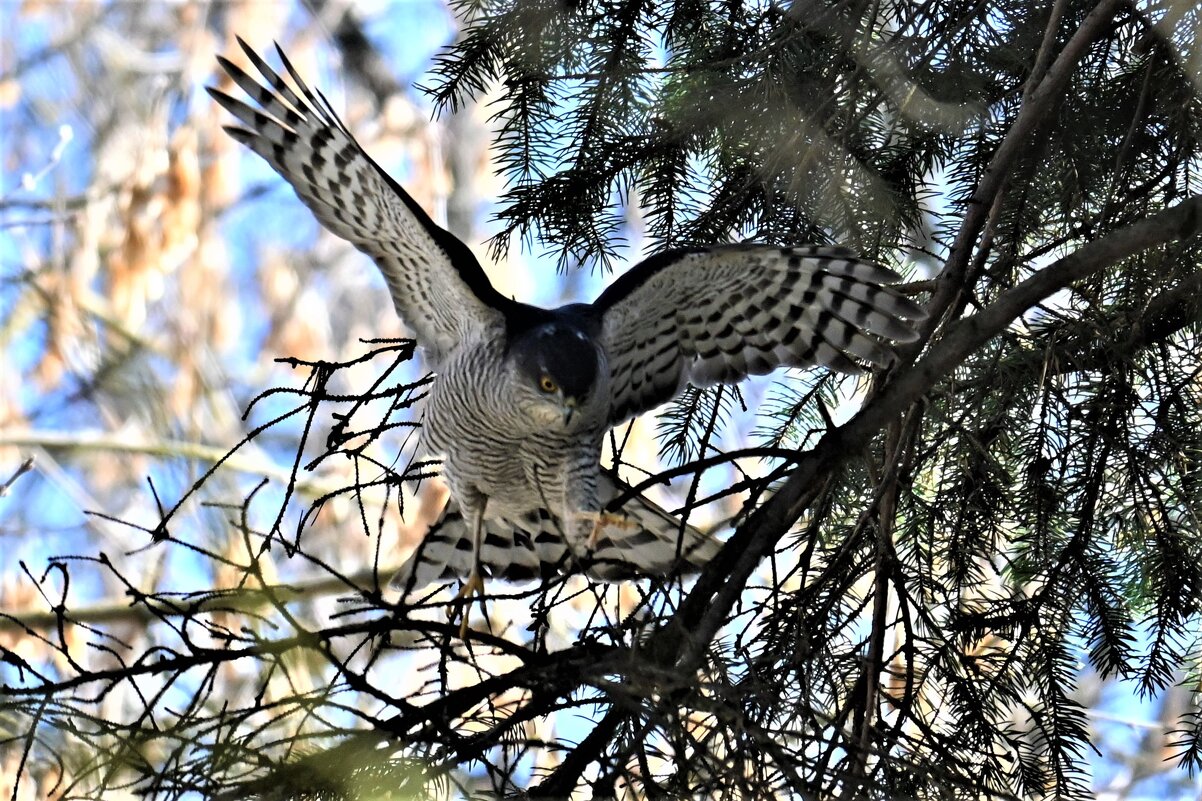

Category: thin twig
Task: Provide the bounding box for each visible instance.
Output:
[0,457,34,497]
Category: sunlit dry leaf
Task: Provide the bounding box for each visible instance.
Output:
[0,751,45,801]
[107,138,169,330]
[32,269,85,391]
[223,1,289,62]
[199,236,237,350]
[272,287,332,363]
[0,79,19,110]
[0,576,43,657]
[161,127,202,273]
[167,351,199,423]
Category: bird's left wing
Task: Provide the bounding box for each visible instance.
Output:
[595,245,928,424]
[209,39,519,364]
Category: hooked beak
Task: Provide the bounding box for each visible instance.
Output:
[562,395,578,426]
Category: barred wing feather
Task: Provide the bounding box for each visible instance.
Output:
[596,245,928,425]
[208,39,518,365]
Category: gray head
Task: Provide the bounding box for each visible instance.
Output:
[510,319,602,427]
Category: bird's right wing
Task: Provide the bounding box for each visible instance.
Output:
[391,473,718,592]
[209,39,522,364]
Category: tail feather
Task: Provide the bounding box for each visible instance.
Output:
[390,473,718,593]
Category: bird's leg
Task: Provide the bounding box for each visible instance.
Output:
[447,498,487,637]
[570,510,640,552]
[559,458,639,557]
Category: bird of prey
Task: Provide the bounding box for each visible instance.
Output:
[209,40,927,606]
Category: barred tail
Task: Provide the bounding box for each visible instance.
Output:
[390,474,717,593]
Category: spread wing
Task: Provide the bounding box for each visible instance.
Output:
[595,245,928,424]
[208,39,522,365]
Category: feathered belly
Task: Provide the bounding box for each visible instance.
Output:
[429,434,570,520]
[423,383,569,520]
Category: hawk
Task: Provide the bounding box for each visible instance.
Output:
[210,40,927,602]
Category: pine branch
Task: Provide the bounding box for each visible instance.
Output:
[0,565,408,633]
[921,0,1128,335]
[677,193,1202,668]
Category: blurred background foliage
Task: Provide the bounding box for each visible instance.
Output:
[1,0,1201,799]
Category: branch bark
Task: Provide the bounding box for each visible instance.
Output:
[0,430,338,497]
[921,0,1127,333]
[531,194,1200,791]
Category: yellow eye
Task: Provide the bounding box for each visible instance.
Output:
[539,375,558,393]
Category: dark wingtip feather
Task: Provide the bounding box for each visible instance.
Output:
[242,38,284,86]
[221,125,256,145]
[214,53,239,76]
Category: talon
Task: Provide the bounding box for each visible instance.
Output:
[447,569,485,637]
[576,510,640,550]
